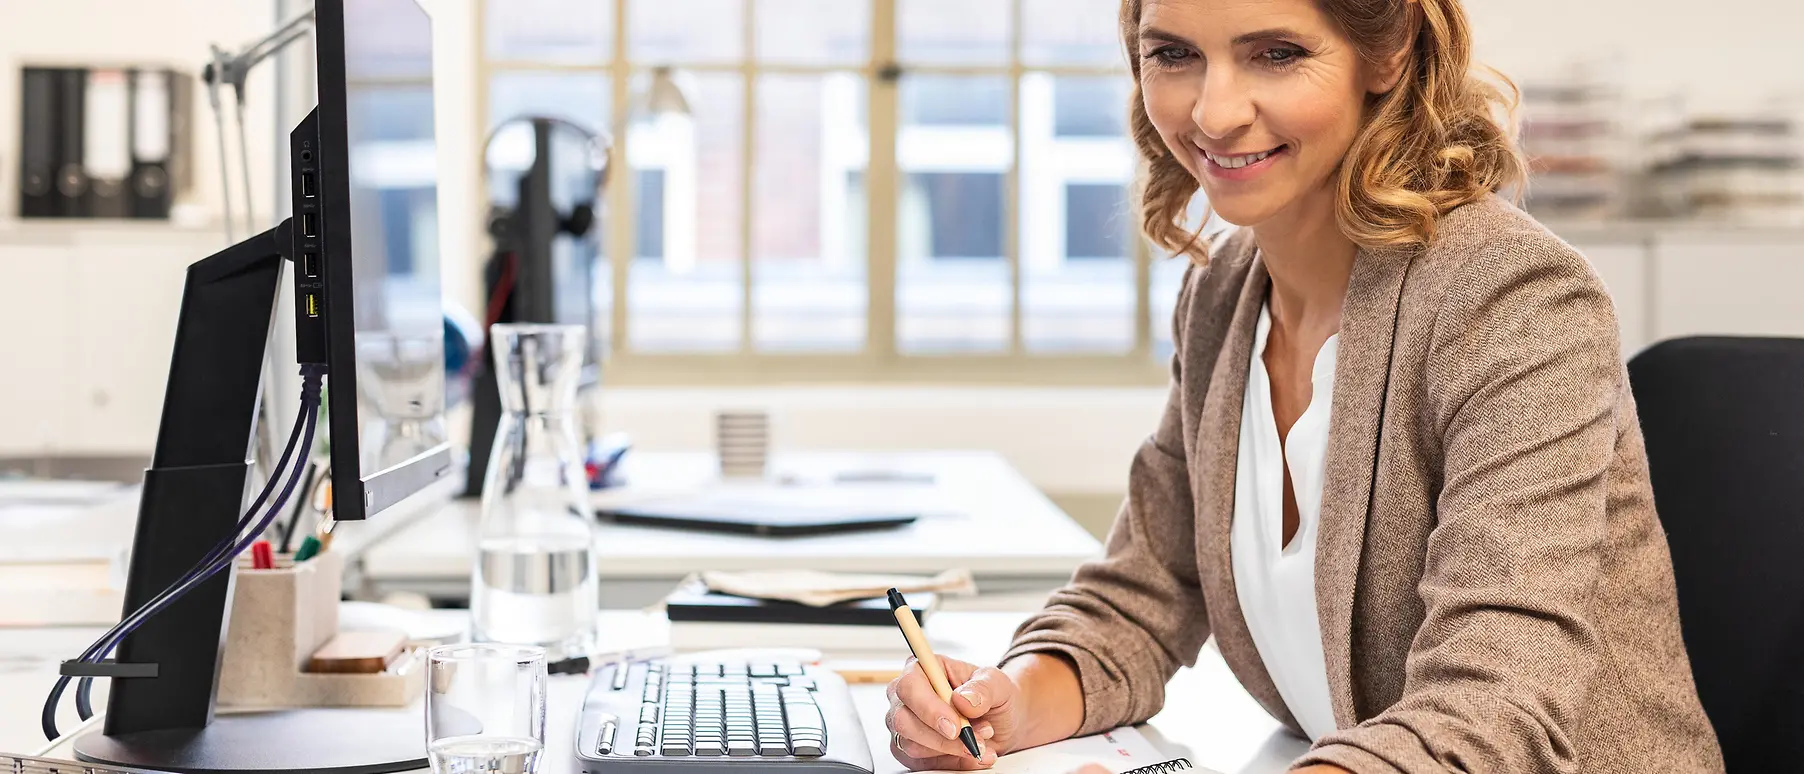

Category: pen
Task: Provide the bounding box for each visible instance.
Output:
[887,587,982,759]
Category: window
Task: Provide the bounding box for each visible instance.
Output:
[477,0,1177,383]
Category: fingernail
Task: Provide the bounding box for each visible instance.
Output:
[960,689,982,706]
[979,725,994,739]
[938,718,957,739]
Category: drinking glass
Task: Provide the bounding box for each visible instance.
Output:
[426,644,548,774]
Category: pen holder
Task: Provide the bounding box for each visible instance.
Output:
[217,550,425,708]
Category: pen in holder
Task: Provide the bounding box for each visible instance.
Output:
[216,549,424,708]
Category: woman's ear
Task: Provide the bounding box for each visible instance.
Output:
[1367,4,1418,96]
[1367,42,1411,96]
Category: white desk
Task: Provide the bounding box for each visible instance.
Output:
[10,610,1307,774]
[341,452,1104,609]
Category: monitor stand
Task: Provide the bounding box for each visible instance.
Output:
[67,223,442,774]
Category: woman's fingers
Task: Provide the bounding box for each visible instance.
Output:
[886,699,971,759]
[889,733,999,772]
[895,658,967,739]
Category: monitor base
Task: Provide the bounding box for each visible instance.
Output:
[74,707,432,774]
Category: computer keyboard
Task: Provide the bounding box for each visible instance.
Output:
[574,655,875,773]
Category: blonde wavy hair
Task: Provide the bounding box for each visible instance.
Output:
[1122,0,1529,261]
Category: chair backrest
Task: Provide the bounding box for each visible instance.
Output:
[1627,336,1804,771]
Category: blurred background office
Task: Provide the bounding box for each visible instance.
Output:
[0,0,1801,537]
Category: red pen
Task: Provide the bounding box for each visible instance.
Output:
[251,540,274,570]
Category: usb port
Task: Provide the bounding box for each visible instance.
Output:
[305,294,319,318]
[302,252,318,278]
[300,172,316,198]
[301,213,317,237]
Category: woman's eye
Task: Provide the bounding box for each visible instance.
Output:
[1147,46,1193,66]
[1261,47,1304,65]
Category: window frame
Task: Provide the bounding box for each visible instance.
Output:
[475,0,1168,386]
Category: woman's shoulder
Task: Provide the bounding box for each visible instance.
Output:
[1419,192,1606,300]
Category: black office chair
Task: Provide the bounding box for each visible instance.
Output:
[1627,336,1804,772]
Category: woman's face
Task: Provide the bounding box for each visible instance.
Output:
[1136,0,1403,229]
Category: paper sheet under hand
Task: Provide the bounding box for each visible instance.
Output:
[697,568,976,607]
[921,726,1211,774]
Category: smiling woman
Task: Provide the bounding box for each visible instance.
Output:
[1126,0,1526,259]
[882,1,1726,773]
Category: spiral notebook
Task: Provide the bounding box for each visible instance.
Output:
[923,726,1211,774]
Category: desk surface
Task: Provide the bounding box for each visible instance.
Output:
[347,451,1103,584]
[10,610,1307,774]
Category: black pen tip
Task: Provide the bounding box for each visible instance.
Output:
[960,727,981,758]
[887,588,907,611]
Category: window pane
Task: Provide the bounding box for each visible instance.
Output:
[898,76,1012,353]
[756,0,871,65]
[628,72,744,352]
[753,74,869,352]
[1151,254,1188,361]
[485,0,611,64]
[487,72,610,135]
[899,0,1010,65]
[1020,74,1135,352]
[630,0,745,64]
[1022,0,1125,67]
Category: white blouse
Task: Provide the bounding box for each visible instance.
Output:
[1230,302,1340,742]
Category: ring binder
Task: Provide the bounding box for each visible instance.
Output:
[1123,759,1194,774]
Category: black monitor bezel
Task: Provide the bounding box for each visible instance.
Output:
[314,0,452,522]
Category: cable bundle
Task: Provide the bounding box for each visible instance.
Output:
[41,364,327,742]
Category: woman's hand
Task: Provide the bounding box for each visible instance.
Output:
[885,655,1019,770]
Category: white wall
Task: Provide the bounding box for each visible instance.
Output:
[0,1,283,230]
[1466,0,1804,111]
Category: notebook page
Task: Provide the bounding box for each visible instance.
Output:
[922,727,1215,774]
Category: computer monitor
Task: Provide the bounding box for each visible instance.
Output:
[318,0,452,522]
[67,2,452,772]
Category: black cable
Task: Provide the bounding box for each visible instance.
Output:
[43,366,324,741]
[277,460,319,554]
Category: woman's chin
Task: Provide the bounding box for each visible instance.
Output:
[1203,197,1278,229]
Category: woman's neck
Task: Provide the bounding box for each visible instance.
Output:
[1251,191,1358,343]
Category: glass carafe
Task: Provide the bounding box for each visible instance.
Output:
[470,324,599,663]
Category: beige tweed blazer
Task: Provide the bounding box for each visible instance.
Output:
[1005,194,1724,772]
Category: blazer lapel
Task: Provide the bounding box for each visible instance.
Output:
[1316,247,1410,727]
[1193,253,1296,728]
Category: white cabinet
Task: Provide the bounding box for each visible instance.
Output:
[1652,234,1804,343]
[0,226,224,457]
[0,247,73,455]
[65,246,193,453]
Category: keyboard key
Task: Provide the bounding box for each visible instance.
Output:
[597,718,619,755]
[793,741,825,757]
[728,740,757,756]
[610,664,630,691]
[777,661,804,676]
[633,746,654,757]
[749,662,776,678]
[759,740,789,756]
[639,704,658,724]
[787,705,826,731]
[788,676,817,690]
[661,741,690,756]
[695,741,724,756]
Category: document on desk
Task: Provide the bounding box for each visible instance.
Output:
[923,726,1214,774]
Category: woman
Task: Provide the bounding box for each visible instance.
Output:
[884,0,1726,771]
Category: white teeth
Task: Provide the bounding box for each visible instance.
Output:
[1204,147,1278,169]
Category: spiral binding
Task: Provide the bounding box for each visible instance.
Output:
[1123,758,1194,774]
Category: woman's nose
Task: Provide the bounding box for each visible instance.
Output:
[1190,67,1255,141]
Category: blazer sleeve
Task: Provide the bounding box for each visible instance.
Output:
[1296,243,1621,773]
[1000,260,1213,737]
